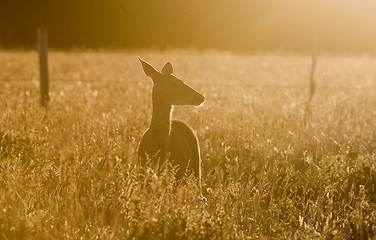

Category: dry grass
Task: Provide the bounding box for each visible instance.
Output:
[1,50,376,239]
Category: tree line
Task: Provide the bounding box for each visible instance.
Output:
[1,0,376,54]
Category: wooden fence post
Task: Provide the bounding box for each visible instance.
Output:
[38,28,49,107]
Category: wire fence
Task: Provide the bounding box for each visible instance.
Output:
[0,78,139,84]
[1,78,376,91]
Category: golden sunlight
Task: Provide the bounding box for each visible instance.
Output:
[1,0,376,239]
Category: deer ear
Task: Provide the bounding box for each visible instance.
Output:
[139,58,159,78]
[161,62,173,75]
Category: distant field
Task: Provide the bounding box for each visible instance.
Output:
[1,50,376,239]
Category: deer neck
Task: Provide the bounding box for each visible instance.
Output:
[149,97,172,139]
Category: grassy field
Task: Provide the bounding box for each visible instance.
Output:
[1,50,376,239]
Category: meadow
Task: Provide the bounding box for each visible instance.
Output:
[0,50,376,239]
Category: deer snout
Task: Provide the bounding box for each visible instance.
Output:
[194,93,205,106]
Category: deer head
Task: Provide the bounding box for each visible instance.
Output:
[139,58,205,106]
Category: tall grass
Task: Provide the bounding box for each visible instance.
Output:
[1,50,376,239]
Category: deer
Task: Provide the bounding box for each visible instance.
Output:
[138,58,205,183]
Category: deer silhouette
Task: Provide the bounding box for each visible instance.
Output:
[138,58,205,181]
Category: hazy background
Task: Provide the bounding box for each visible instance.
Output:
[1,0,376,54]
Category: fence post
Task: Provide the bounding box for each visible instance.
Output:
[38,28,49,107]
